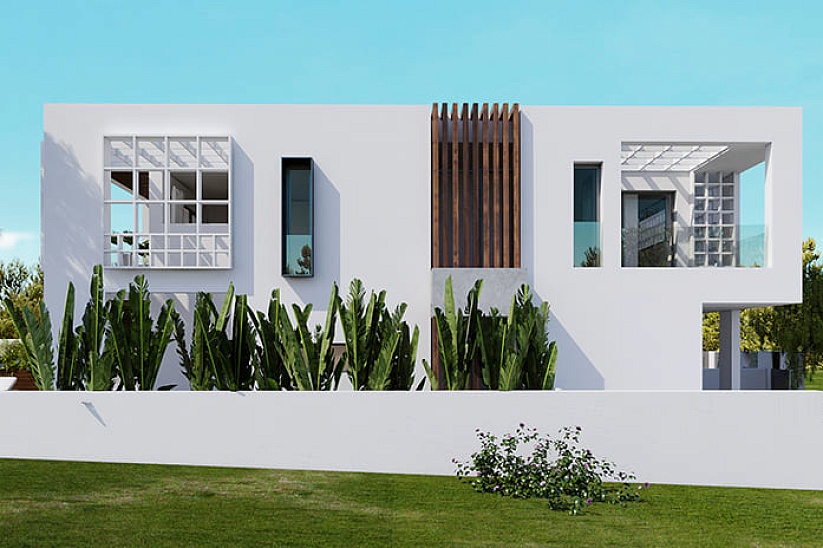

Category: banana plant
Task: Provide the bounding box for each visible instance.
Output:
[249,289,291,390]
[77,265,113,391]
[386,303,424,391]
[476,307,504,390]
[2,297,54,390]
[104,275,179,390]
[218,293,255,391]
[180,284,254,391]
[279,283,342,390]
[517,285,557,390]
[425,276,482,390]
[176,290,225,391]
[476,284,558,390]
[338,279,386,390]
[497,295,528,391]
[56,282,81,390]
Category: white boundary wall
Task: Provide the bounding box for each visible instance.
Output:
[2,391,823,490]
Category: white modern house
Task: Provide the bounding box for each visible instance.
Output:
[11,102,823,490]
[41,104,803,391]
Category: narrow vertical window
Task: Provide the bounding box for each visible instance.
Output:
[282,158,314,277]
[574,164,601,267]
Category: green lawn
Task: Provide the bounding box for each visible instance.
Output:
[806,369,823,390]
[1,460,822,547]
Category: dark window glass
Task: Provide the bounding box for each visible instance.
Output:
[574,165,601,267]
[282,158,313,276]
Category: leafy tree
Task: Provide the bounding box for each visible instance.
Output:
[702,238,823,385]
[702,312,719,351]
[0,260,43,339]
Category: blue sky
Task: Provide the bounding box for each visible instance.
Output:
[1,0,821,265]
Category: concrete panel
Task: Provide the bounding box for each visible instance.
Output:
[431,268,529,313]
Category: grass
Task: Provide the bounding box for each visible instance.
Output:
[1,459,822,546]
[805,368,823,390]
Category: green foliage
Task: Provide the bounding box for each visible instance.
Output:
[2,297,55,390]
[178,285,255,391]
[249,289,292,391]
[387,304,423,391]
[0,260,42,339]
[519,288,558,390]
[338,279,386,390]
[337,279,423,391]
[425,277,481,390]
[477,285,557,390]
[278,283,342,390]
[280,283,343,390]
[429,277,557,390]
[701,238,823,386]
[3,261,428,392]
[455,424,641,515]
[0,339,26,372]
[223,293,255,391]
[178,291,222,391]
[103,275,180,390]
[78,265,113,391]
[56,283,81,390]
[701,312,719,352]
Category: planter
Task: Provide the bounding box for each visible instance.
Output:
[0,370,38,391]
[0,376,16,391]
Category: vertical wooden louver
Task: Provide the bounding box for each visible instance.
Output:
[431,102,521,268]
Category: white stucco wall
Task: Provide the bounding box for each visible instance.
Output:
[42,105,802,391]
[2,391,822,490]
[521,106,802,390]
[43,105,432,389]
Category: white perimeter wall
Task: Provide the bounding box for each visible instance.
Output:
[2,391,823,490]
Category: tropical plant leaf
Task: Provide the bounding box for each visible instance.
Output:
[56,282,81,390]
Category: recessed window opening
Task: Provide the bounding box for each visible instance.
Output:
[574,164,601,267]
[621,142,767,268]
[622,192,674,267]
[282,158,314,277]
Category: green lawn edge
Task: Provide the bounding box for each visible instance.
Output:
[1,459,822,547]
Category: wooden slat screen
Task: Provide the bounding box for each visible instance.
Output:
[431,102,521,268]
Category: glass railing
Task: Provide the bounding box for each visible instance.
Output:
[284,234,313,276]
[574,221,600,267]
[620,224,765,268]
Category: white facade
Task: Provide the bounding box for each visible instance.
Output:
[42,104,803,391]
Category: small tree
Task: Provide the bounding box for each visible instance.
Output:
[701,238,823,386]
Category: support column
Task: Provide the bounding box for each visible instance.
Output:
[719,309,741,390]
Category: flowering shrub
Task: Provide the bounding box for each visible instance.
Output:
[454,424,644,514]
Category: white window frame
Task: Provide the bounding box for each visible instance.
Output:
[103,135,232,269]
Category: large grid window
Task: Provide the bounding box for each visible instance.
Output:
[104,136,231,269]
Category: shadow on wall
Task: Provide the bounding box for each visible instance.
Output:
[283,163,341,311]
[42,134,104,310]
[549,308,605,390]
[519,113,535,276]
[231,144,255,294]
[154,292,192,390]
